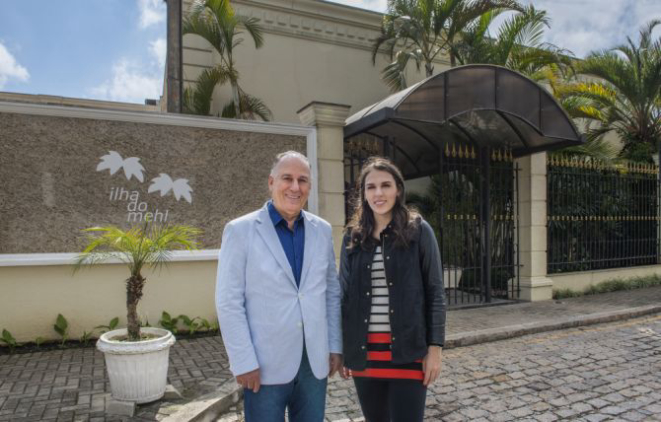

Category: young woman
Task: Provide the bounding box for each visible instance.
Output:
[340,157,446,422]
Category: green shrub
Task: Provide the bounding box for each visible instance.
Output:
[159,311,179,334]
[553,274,661,299]
[1,329,17,352]
[95,317,119,334]
[53,314,69,346]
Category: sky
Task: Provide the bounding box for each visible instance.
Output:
[0,0,659,104]
[0,0,167,103]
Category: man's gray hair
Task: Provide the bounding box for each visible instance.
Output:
[270,151,311,177]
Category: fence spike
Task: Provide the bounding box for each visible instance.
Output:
[444,143,450,157]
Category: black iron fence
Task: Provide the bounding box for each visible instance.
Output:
[436,145,520,306]
[547,156,660,273]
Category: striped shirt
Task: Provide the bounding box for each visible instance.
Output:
[352,246,424,381]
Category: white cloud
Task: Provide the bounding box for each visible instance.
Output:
[149,38,167,70]
[89,35,165,104]
[138,0,166,29]
[0,42,29,89]
[90,60,162,103]
[485,0,661,58]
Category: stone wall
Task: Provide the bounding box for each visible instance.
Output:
[0,110,306,253]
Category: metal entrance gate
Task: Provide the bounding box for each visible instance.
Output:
[344,137,520,307]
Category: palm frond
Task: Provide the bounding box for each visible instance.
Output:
[74,223,201,277]
[555,136,620,163]
[239,92,273,121]
[382,50,419,92]
[220,87,273,120]
[183,65,234,115]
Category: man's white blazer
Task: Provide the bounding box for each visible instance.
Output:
[216,203,342,385]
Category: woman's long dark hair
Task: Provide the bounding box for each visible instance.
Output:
[346,157,419,250]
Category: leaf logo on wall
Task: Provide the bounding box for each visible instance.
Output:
[148,173,194,204]
[96,151,146,182]
[97,150,194,204]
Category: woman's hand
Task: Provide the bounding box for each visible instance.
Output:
[422,345,442,386]
[341,366,352,379]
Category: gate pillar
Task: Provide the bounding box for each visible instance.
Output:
[298,102,351,256]
[517,152,553,301]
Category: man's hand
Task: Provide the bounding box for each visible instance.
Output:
[340,366,352,380]
[422,345,443,387]
[329,353,343,378]
[236,368,261,393]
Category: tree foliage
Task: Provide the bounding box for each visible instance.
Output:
[183,0,272,120]
[373,0,523,91]
[451,5,573,81]
[555,20,661,162]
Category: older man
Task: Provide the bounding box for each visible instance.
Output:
[216,151,342,422]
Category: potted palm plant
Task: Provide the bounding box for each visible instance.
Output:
[75,223,201,404]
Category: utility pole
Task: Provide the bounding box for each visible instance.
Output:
[165,0,183,113]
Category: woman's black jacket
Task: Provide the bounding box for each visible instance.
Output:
[339,218,446,370]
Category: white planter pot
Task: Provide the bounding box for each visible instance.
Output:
[97,327,176,404]
[443,267,463,289]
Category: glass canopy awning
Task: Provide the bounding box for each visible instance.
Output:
[344,64,584,179]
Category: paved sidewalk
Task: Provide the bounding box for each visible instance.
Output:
[444,286,661,347]
[1,286,660,421]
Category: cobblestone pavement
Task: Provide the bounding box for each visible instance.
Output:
[0,336,232,421]
[219,315,661,421]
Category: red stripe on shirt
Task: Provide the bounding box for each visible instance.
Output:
[366,351,392,361]
[352,368,425,381]
[367,333,392,343]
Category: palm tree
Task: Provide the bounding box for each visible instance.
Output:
[451,5,573,82]
[372,0,522,91]
[75,224,201,341]
[557,20,661,162]
[183,0,272,120]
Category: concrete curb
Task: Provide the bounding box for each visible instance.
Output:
[444,304,661,348]
[167,304,661,421]
[161,379,242,422]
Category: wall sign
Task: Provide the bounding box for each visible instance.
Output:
[97,151,193,223]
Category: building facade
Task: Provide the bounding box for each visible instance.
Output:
[180,0,449,123]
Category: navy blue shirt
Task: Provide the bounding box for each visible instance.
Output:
[268,201,305,287]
